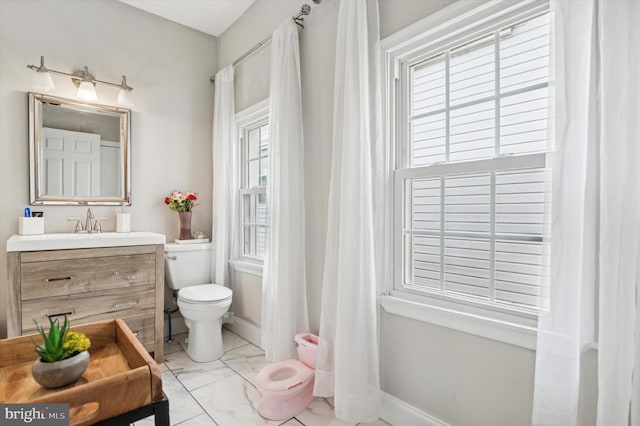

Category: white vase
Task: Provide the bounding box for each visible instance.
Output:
[32,351,90,388]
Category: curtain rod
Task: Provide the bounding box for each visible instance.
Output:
[210,3,316,83]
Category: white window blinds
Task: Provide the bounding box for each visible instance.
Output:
[241,121,269,259]
[398,12,551,312]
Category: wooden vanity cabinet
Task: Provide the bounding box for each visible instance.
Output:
[7,244,164,362]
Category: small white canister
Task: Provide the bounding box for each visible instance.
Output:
[116,213,131,233]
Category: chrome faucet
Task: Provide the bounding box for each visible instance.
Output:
[67,208,107,233]
[85,208,94,231]
[68,217,83,233]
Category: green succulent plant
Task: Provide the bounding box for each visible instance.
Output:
[33,316,72,362]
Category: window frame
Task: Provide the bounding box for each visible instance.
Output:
[234,99,270,265]
[381,0,551,349]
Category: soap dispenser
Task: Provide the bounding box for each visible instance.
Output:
[116,205,131,233]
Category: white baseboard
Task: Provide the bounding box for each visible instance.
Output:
[224,316,262,348]
[381,392,450,426]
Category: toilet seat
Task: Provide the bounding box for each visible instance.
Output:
[256,359,314,392]
[179,284,232,303]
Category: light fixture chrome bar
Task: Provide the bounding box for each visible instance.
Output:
[210,2,318,83]
[27,58,134,92]
[91,75,133,91]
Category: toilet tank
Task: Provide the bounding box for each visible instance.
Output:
[164,242,212,290]
[295,333,319,369]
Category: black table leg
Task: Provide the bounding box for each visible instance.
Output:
[94,396,170,426]
[153,397,170,426]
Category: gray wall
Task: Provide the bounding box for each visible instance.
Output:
[0,0,217,336]
[381,313,535,425]
[217,0,536,425]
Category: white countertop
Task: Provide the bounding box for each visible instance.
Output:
[6,232,166,252]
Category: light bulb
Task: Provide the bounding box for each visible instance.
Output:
[117,88,133,106]
[77,81,97,101]
[117,75,133,106]
[32,71,55,92]
[32,56,55,92]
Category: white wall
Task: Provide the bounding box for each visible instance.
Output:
[0,0,217,337]
[217,0,342,334]
[217,0,536,424]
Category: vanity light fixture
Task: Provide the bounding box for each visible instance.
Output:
[27,56,134,105]
[116,76,133,106]
[75,66,97,101]
[31,56,55,92]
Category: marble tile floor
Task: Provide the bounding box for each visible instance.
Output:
[134,329,391,426]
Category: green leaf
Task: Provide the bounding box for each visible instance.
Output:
[32,315,72,362]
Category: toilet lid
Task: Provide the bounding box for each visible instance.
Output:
[179,284,232,303]
[256,359,314,392]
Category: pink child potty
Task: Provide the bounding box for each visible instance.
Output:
[255,333,319,420]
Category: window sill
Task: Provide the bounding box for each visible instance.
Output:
[230,259,263,276]
[379,295,538,350]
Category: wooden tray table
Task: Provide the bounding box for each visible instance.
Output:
[0,318,167,425]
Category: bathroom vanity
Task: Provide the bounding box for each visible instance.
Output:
[6,232,165,362]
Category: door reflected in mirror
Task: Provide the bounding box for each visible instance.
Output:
[29,93,131,205]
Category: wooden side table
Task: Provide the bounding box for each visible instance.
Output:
[0,319,169,426]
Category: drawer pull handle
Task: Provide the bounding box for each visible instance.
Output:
[113,300,139,309]
[47,311,74,320]
[113,271,119,276]
[44,276,73,282]
[132,331,140,336]
[166,256,177,261]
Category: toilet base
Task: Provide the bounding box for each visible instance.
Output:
[257,381,315,421]
[183,318,223,362]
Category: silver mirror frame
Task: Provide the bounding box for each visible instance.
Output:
[28,92,131,206]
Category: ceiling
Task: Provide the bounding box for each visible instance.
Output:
[118,0,256,37]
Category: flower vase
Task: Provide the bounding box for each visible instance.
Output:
[32,351,90,389]
[178,211,192,240]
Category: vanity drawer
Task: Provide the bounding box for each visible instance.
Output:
[121,314,156,350]
[20,253,156,300]
[21,285,156,332]
[22,313,155,353]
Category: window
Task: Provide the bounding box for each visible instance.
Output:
[388,3,551,324]
[237,101,269,261]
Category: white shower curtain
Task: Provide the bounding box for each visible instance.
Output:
[532,1,640,425]
[212,66,237,286]
[596,1,640,423]
[261,19,309,362]
[313,0,381,422]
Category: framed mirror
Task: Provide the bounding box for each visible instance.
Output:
[28,93,131,205]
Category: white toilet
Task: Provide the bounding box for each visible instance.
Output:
[164,242,232,362]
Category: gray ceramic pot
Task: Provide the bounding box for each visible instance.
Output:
[32,351,90,388]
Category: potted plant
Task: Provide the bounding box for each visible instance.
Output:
[164,190,198,240]
[31,316,91,388]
